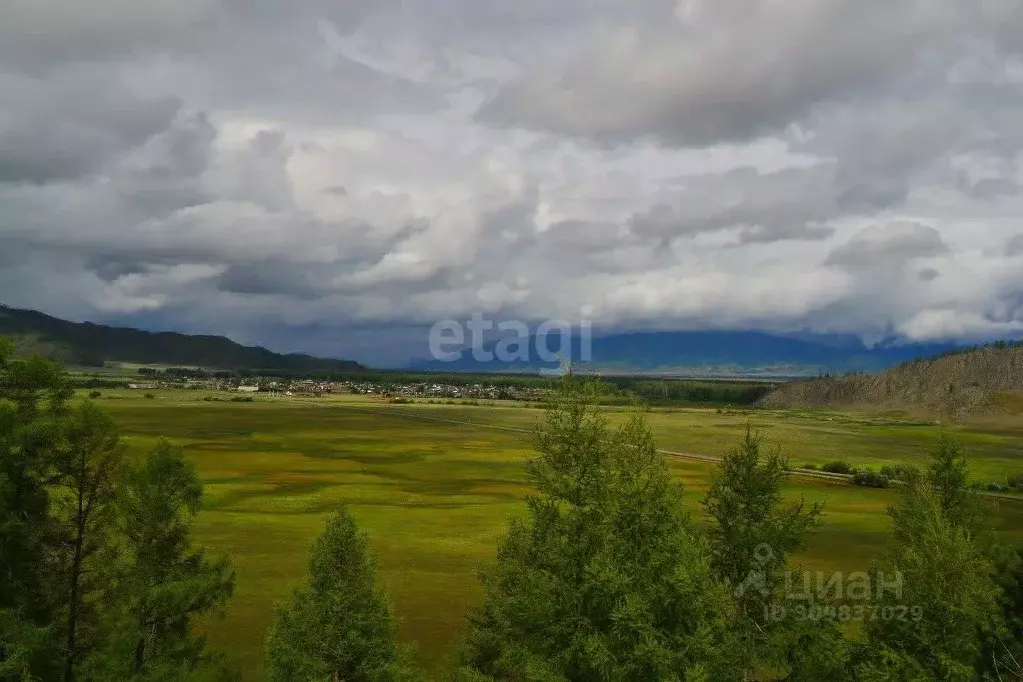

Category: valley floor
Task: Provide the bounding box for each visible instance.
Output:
[93,390,1023,679]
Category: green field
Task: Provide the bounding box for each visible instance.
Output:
[93,390,1023,679]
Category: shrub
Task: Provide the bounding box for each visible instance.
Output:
[821,460,853,475]
[802,463,819,471]
[230,396,254,403]
[88,390,102,399]
[1008,473,1023,491]
[144,393,156,400]
[879,464,922,484]
[853,469,890,489]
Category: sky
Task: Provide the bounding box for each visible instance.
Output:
[1,0,1022,366]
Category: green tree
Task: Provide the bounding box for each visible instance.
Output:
[927,431,975,527]
[702,428,847,680]
[458,377,737,681]
[86,441,235,681]
[0,337,73,678]
[51,402,125,682]
[856,482,1002,681]
[265,507,419,682]
[925,434,1023,680]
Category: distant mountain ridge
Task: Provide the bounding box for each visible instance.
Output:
[759,342,1023,415]
[410,330,961,376]
[0,305,365,372]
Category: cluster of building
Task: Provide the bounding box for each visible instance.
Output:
[127,376,543,401]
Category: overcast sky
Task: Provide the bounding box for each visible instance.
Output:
[1,0,1022,365]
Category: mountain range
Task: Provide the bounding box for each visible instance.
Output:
[0,305,364,373]
[0,303,987,377]
[410,330,962,376]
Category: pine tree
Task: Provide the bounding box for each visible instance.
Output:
[458,377,738,681]
[927,431,974,527]
[51,401,125,682]
[86,441,235,680]
[701,428,847,680]
[265,507,420,682]
[856,433,1010,679]
[0,338,73,678]
[855,482,1002,680]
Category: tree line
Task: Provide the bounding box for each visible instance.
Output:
[4,339,1021,680]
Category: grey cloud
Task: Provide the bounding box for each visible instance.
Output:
[0,70,182,184]
[627,167,838,245]
[1,0,1023,364]
[825,222,950,269]
[215,261,333,300]
[0,0,218,69]
[960,177,1020,199]
[542,220,624,252]
[477,1,977,145]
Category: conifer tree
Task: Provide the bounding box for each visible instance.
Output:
[857,433,1004,680]
[0,338,73,678]
[87,441,235,680]
[52,401,125,682]
[265,507,420,682]
[459,377,737,681]
[702,428,848,680]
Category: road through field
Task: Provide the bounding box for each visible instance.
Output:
[284,398,1023,501]
[285,398,885,486]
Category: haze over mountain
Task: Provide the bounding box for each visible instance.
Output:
[1,1,1022,366]
[410,329,960,376]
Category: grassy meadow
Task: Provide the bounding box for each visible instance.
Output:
[91,390,1023,679]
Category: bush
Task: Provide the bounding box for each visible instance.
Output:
[879,464,922,484]
[230,396,254,403]
[1008,473,1023,491]
[986,482,1007,493]
[821,460,853,475]
[88,390,102,399]
[389,397,411,404]
[802,463,819,471]
[144,393,156,400]
[853,468,890,488]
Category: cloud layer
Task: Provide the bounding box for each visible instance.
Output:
[1,0,1022,364]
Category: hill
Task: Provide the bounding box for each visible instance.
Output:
[0,305,365,373]
[759,342,1023,415]
[410,330,959,376]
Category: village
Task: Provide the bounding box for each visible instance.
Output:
[126,375,544,402]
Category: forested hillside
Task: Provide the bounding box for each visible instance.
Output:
[0,305,364,371]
